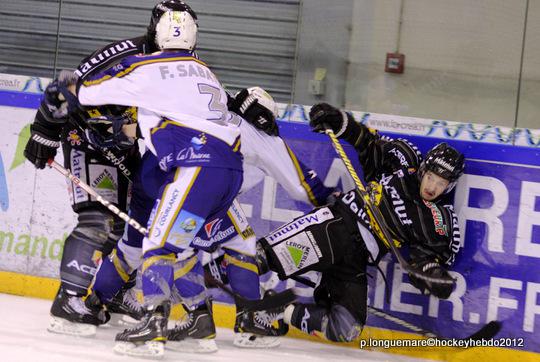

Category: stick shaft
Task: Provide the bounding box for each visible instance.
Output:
[48,159,148,235]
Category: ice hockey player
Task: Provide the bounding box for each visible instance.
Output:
[68,0,283,357]
[23,51,144,337]
[255,102,465,342]
[84,86,332,352]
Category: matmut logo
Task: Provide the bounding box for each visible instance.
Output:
[205,218,223,238]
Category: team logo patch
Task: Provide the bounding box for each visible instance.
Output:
[180,218,198,232]
[92,169,117,190]
[67,129,82,146]
[191,133,207,150]
[204,218,223,238]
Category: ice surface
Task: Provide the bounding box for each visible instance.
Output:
[0,293,429,362]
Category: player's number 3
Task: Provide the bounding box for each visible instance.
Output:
[173,27,181,37]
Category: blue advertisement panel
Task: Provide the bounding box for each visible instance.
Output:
[1,89,539,354]
[235,123,540,353]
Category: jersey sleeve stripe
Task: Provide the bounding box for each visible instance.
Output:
[82,56,207,87]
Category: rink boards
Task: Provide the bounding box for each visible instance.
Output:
[0,80,540,361]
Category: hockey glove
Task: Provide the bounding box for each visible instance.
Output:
[43,71,80,119]
[309,103,350,137]
[408,260,454,299]
[24,123,61,169]
[228,87,280,136]
[85,115,136,150]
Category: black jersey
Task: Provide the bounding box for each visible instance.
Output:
[339,126,462,267]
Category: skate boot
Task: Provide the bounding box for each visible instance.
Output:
[106,286,144,326]
[233,290,287,348]
[113,302,170,359]
[47,287,110,337]
[166,301,218,353]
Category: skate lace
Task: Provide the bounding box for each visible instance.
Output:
[123,289,143,313]
[254,310,281,329]
[174,312,194,330]
[67,296,93,315]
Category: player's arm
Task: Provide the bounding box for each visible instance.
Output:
[408,204,462,299]
[229,87,334,205]
[23,71,79,169]
[228,87,280,136]
[308,103,421,181]
[75,36,149,80]
[75,56,145,108]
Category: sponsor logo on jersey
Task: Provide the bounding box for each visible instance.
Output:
[180,217,197,232]
[192,225,235,247]
[341,191,371,226]
[191,133,207,150]
[76,40,138,78]
[71,150,87,204]
[92,169,117,191]
[423,200,448,236]
[67,129,82,146]
[102,150,131,177]
[153,189,180,238]
[266,208,334,244]
[205,218,223,238]
[176,148,211,163]
[389,147,409,167]
[383,185,413,226]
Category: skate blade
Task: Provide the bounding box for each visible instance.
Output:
[113,341,165,359]
[47,316,97,337]
[167,338,218,353]
[233,333,280,348]
[108,313,140,327]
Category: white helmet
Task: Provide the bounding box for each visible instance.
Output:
[148,1,198,51]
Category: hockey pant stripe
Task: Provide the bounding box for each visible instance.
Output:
[111,248,131,282]
[142,253,177,272]
[146,167,201,251]
[223,248,260,300]
[224,252,258,275]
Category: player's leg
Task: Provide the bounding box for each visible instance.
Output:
[48,144,130,336]
[283,273,367,342]
[114,166,242,357]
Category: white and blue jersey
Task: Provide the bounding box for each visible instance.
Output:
[77,50,242,172]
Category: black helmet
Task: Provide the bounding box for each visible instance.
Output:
[147,1,198,49]
[419,143,464,192]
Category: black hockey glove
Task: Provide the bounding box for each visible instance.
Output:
[228,87,279,136]
[408,260,454,299]
[85,115,136,150]
[309,103,349,136]
[24,123,61,169]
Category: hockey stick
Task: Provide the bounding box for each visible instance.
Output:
[288,274,500,341]
[49,158,297,311]
[204,274,296,312]
[47,159,148,235]
[367,306,501,341]
[321,126,453,285]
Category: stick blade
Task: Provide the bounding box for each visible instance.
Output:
[466,321,502,341]
[237,289,297,312]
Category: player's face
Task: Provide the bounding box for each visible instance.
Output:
[420,171,449,201]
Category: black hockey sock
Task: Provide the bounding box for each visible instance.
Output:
[289,304,327,335]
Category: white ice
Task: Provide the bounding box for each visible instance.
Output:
[0,293,429,362]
